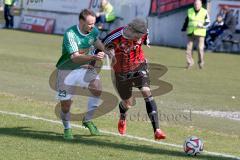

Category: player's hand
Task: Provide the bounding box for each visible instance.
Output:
[105,49,115,59]
[94,51,105,60]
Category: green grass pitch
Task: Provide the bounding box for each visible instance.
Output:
[0,29,239,160]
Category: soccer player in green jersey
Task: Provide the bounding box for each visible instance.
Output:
[55,9,106,140]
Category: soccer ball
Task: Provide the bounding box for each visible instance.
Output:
[183,136,204,156]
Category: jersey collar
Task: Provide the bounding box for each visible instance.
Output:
[77,25,90,36]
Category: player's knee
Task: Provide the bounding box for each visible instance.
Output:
[94,90,102,97]
[140,86,151,92]
[140,86,152,97]
[89,88,102,97]
[89,80,102,96]
[60,100,72,113]
[122,100,133,109]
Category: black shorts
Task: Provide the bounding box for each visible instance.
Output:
[114,64,150,100]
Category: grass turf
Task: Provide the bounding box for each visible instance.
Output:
[0,29,239,159]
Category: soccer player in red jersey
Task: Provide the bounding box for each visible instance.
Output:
[102,18,166,140]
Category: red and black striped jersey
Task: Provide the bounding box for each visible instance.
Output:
[103,27,148,73]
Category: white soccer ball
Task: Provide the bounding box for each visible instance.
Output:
[183,136,204,156]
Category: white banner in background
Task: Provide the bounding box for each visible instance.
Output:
[23,0,92,13]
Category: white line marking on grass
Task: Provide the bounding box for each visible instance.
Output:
[183,110,240,121]
[0,110,239,160]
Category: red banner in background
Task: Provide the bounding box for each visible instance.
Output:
[150,0,194,16]
[20,15,55,34]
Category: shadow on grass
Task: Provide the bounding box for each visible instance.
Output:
[165,65,187,69]
[0,127,238,160]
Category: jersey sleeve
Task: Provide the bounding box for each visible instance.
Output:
[143,29,150,46]
[63,31,79,54]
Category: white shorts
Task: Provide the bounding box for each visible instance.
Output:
[56,68,100,101]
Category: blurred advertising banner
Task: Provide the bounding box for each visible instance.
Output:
[149,0,194,16]
[20,15,55,33]
[23,0,91,13]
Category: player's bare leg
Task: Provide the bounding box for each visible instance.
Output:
[82,79,102,135]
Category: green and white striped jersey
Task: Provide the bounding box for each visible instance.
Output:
[56,25,99,70]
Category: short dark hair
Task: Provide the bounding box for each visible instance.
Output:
[79,9,96,21]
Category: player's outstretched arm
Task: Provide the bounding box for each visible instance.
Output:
[70,52,102,65]
[94,39,115,58]
[93,39,105,52]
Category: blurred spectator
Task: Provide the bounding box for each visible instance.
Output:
[222,5,236,34]
[96,0,116,29]
[205,14,224,49]
[181,0,210,69]
[4,0,15,29]
[215,5,238,52]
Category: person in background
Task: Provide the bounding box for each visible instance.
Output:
[220,5,237,43]
[205,14,224,49]
[181,0,210,69]
[222,5,237,34]
[96,0,116,29]
[4,0,15,29]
